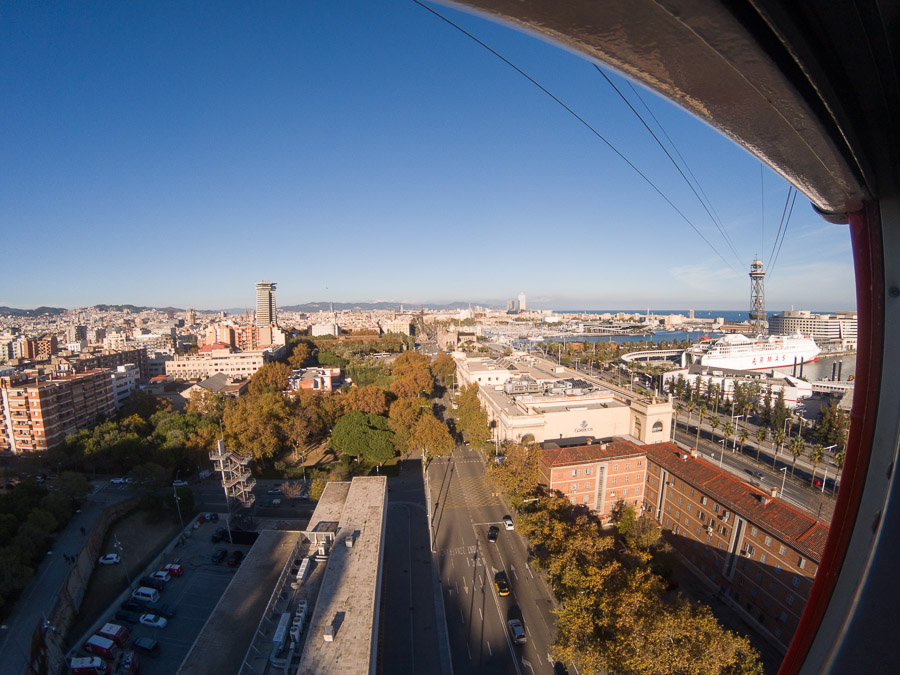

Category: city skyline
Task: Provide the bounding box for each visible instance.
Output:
[1,3,855,311]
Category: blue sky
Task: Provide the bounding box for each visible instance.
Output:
[0,2,855,312]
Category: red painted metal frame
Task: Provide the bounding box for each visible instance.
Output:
[779,202,884,673]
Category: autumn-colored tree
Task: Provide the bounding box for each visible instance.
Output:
[343,385,390,416]
[390,365,434,398]
[389,397,426,454]
[223,391,292,465]
[119,389,172,420]
[308,477,327,501]
[288,340,315,369]
[410,414,455,464]
[186,389,226,422]
[455,384,492,450]
[431,353,457,387]
[248,361,293,395]
[489,443,541,504]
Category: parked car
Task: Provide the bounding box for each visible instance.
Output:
[211,527,228,543]
[120,599,145,612]
[149,570,171,583]
[139,613,167,628]
[160,563,184,577]
[133,637,160,657]
[144,601,175,618]
[114,610,141,625]
[204,512,219,522]
[139,576,165,591]
[494,571,511,597]
[487,525,499,542]
[227,550,244,567]
[266,487,283,495]
[503,515,515,530]
[508,618,527,644]
[98,553,120,565]
[211,548,228,564]
[172,479,188,487]
[109,478,125,485]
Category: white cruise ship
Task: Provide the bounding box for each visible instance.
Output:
[685,333,820,371]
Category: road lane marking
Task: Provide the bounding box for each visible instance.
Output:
[479,607,483,621]
[460,609,465,624]
[487,641,492,657]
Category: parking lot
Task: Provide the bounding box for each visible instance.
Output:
[69,515,255,674]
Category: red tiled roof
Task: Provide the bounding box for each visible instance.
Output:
[542,440,644,468]
[643,442,829,562]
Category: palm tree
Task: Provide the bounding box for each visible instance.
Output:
[789,436,805,478]
[738,428,749,455]
[810,443,825,487]
[833,448,846,493]
[755,426,768,464]
[695,405,707,449]
[709,416,720,443]
[685,401,695,427]
[674,403,683,432]
[772,429,786,469]
[723,422,735,451]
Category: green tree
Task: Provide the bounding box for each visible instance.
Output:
[739,427,749,453]
[308,477,327,501]
[330,411,396,465]
[723,422,735,451]
[694,405,707,449]
[708,415,720,442]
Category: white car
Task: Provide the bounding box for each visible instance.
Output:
[139,614,167,628]
[109,478,125,485]
[503,515,515,531]
[98,554,120,565]
[172,479,188,487]
[149,570,171,583]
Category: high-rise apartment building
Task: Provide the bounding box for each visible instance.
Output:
[256,281,277,327]
[66,325,88,343]
[0,369,116,453]
[518,292,527,311]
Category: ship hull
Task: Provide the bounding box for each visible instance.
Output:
[687,335,820,372]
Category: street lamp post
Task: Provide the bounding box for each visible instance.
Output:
[780,467,788,497]
[718,439,726,468]
[731,415,744,451]
[173,471,185,534]
[113,535,132,589]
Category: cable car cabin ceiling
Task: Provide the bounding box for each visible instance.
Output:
[448,1,899,674]
[449,0,898,220]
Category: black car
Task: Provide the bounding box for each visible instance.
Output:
[134,637,160,657]
[211,548,228,564]
[211,527,228,543]
[115,610,142,624]
[145,601,175,618]
[120,599,146,612]
[227,550,244,567]
[487,525,499,542]
[494,571,511,597]
[139,576,166,591]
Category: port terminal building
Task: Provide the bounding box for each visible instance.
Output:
[454,354,673,445]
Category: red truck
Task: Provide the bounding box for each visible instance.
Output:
[83,635,118,660]
[97,622,130,647]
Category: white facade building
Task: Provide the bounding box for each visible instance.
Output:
[111,364,140,408]
[768,310,858,349]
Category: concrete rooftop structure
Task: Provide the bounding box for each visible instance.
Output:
[296,476,387,675]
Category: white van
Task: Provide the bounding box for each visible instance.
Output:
[132,586,160,603]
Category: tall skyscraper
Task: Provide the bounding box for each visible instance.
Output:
[518,292,527,311]
[256,281,277,327]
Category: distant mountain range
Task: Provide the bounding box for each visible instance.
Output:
[0,301,490,317]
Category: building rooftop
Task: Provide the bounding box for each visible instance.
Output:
[297,476,387,675]
[643,442,829,562]
[542,439,647,468]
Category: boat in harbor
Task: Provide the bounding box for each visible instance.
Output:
[684,332,820,371]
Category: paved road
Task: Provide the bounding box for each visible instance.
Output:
[0,483,138,675]
[430,447,561,675]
